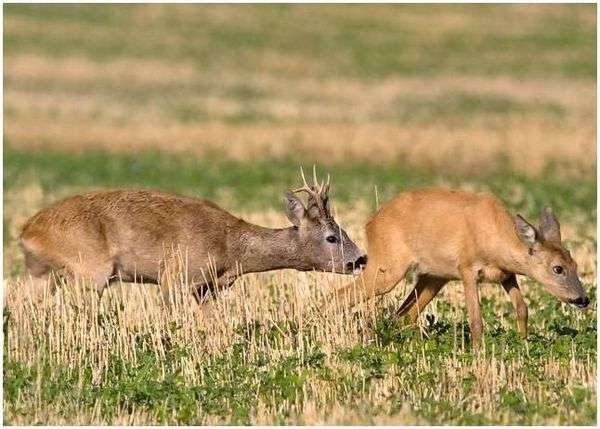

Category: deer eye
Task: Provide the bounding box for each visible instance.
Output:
[326,235,337,243]
[553,265,564,275]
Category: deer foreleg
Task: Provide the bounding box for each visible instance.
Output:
[501,274,528,339]
[461,267,483,350]
[192,272,238,304]
[326,258,410,312]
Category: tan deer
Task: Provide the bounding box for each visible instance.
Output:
[329,187,589,348]
[19,170,366,304]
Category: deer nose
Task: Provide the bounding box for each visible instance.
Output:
[569,296,590,308]
[346,255,367,272]
[356,255,368,267]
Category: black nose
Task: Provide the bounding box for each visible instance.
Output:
[346,255,368,271]
[569,296,590,308]
[356,255,367,267]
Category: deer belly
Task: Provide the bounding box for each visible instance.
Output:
[476,265,509,283]
[415,257,461,279]
[114,255,161,283]
[410,237,462,279]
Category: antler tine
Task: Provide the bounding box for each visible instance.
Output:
[292,166,330,217]
[321,173,330,196]
[309,165,330,196]
[292,166,331,217]
[300,166,309,188]
[292,166,319,196]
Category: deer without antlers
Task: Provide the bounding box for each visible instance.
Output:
[19,168,367,304]
[327,187,589,349]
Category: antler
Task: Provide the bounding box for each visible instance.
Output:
[292,166,331,217]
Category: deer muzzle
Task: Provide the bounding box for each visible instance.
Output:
[346,255,368,274]
[568,296,590,309]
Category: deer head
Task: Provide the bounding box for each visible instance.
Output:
[514,207,589,308]
[284,167,367,274]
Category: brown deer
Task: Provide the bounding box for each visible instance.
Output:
[19,170,367,304]
[328,187,589,348]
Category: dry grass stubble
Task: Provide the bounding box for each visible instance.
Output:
[3,195,596,424]
[4,248,595,424]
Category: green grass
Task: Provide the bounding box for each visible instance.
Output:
[4,148,596,224]
[393,91,566,124]
[4,284,596,425]
[4,4,596,79]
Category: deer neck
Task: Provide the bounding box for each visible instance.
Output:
[231,221,307,274]
[498,238,534,278]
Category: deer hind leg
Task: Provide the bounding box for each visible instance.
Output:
[501,274,528,339]
[15,274,57,308]
[19,254,111,307]
[18,246,59,306]
[397,274,448,324]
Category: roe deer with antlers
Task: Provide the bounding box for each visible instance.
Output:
[19,169,366,304]
[328,188,589,348]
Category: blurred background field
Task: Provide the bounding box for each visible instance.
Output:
[4,4,596,176]
[2,4,597,425]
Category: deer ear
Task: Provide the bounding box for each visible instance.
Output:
[514,214,538,246]
[539,206,561,244]
[284,192,306,226]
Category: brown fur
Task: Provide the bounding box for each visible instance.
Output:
[20,185,365,304]
[330,187,588,348]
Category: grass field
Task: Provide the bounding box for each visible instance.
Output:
[3,4,597,425]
